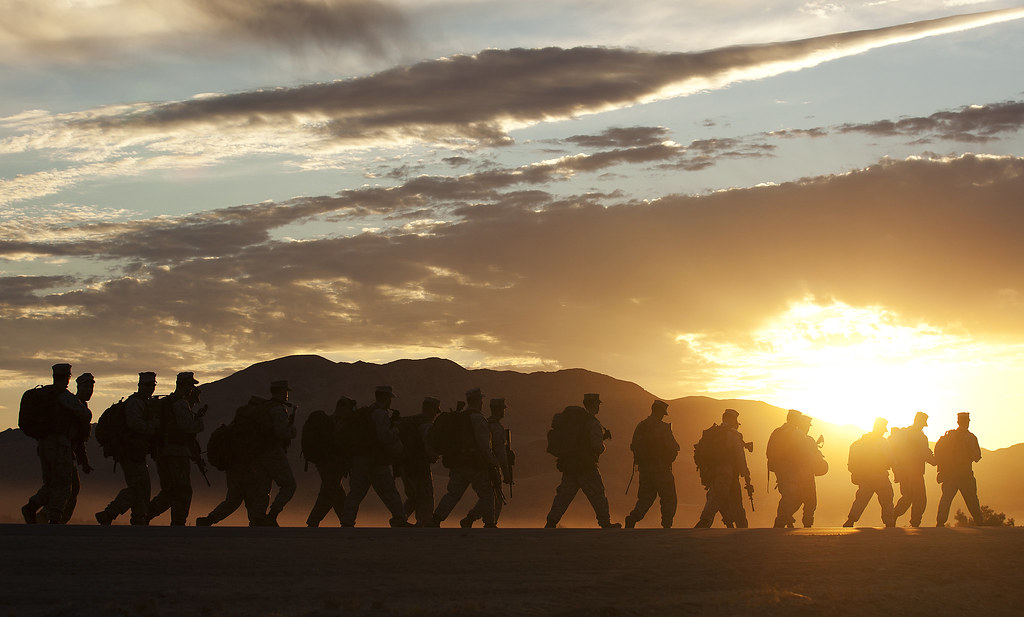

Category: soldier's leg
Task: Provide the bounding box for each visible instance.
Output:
[104,459,152,525]
[695,488,718,528]
[148,456,174,521]
[773,476,799,527]
[39,437,75,523]
[369,464,408,525]
[409,466,434,526]
[433,468,471,523]
[339,457,373,526]
[628,469,658,526]
[935,481,956,526]
[961,475,984,525]
[330,466,347,525]
[307,463,336,527]
[60,465,81,524]
[168,457,193,526]
[876,480,895,527]
[467,467,496,527]
[249,463,272,521]
[266,451,296,516]
[724,476,748,528]
[893,480,912,519]
[907,474,927,527]
[845,484,873,525]
[802,480,818,528]
[658,469,677,529]
[545,471,581,527]
[205,467,245,524]
[578,467,615,527]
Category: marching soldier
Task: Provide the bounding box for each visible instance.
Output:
[252,380,298,526]
[935,412,984,526]
[694,408,749,528]
[843,417,895,527]
[544,393,621,529]
[22,363,92,524]
[891,411,935,527]
[461,397,514,527]
[304,396,356,527]
[432,388,499,528]
[61,372,96,523]
[147,371,205,525]
[626,400,680,528]
[398,396,441,527]
[769,411,827,528]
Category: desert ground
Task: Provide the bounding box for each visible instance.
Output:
[2,524,1021,617]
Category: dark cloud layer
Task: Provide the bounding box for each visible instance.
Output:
[3,155,1023,391]
[838,101,1024,143]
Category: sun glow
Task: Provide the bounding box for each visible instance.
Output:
[678,298,1021,441]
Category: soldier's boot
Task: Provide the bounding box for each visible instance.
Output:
[599,521,622,529]
[21,502,39,524]
[195,516,214,527]
[842,518,855,528]
[95,510,114,526]
[261,507,282,527]
[459,515,474,528]
[624,515,637,529]
[483,523,497,528]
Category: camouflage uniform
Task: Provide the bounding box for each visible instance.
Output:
[891,414,935,527]
[148,377,204,525]
[25,367,92,524]
[935,415,984,526]
[307,401,352,527]
[98,389,159,525]
[61,375,95,523]
[398,399,439,526]
[253,397,297,523]
[464,403,512,526]
[545,396,617,528]
[695,417,748,528]
[627,404,680,528]
[340,391,408,526]
[434,391,499,527]
[201,461,267,526]
[844,423,895,527]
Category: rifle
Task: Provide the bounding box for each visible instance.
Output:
[504,428,515,499]
[189,438,212,487]
[625,462,637,494]
[744,477,755,512]
[489,465,507,506]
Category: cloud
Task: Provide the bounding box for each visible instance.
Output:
[2,154,1024,398]
[0,0,412,65]
[837,101,1024,143]
[3,6,1020,181]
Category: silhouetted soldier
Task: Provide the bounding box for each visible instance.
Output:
[22,363,92,524]
[622,400,678,528]
[891,411,935,527]
[398,396,441,526]
[545,393,621,529]
[770,411,827,528]
[935,412,984,527]
[844,417,895,527]
[694,408,750,528]
[62,372,96,523]
[433,388,500,528]
[305,396,356,527]
[96,372,160,525]
[147,371,205,525]
[462,397,514,527]
[339,385,411,527]
[252,380,298,526]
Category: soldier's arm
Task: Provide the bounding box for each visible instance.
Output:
[471,414,499,466]
[970,434,982,463]
[730,431,750,478]
[125,397,158,435]
[373,407,400,445]
[59,390,91,423]
[491,423,511,479]
[175,399,204,435]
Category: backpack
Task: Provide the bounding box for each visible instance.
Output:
[231,396,277,455]
[18,385,61,439]
[428,411,476,468]
[766,424,795,473]
[546,406,591,460]
[206,423,236,471]
[933,429,960,470]
[301,409,336,466]
[398,415,428,463]
[94,398,129,459]
[693,423,728,484]
[847,434,878,480]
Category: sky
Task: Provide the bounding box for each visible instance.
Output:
[2,0,1024,448]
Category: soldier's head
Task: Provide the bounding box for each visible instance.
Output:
[583,393,601,415]
[957,411,970,429]
[335,395,356,415]
[374,385,395,408]
[422,396,441,419]
[489,397,507,419]
[872,417,888,436]
[75,372,95,402]
[786,409,803,424]
[176,371,199,395]
[651,400,669,419]
[270,380,291,403]
[465,387,484,411]
[795,413,812,434]
[51,363,72,388]
[913,411,928,430]
[138,374,157,399]
[722,408,740,429]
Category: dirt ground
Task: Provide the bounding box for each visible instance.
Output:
[2,524,1021,617]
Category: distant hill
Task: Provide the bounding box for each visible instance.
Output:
[1,355,1019,527]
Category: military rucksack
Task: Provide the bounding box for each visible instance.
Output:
[18,385,61,440]
[847,434,873,479]
[546,406,591,460]
[692,423,728,483]
[766,424,795,473]
[231,396,277,454]
[206,423,236,471]
[398,415,428,463]
[94,398,129,459]
[301,409,336,466]
[428,411,475,468]
[933,429,961,469]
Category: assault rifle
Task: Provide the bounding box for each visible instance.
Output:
[744,477,755,512]
[489,465,507,506]
[504,428,516,498]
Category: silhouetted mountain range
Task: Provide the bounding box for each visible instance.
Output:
[2,355,1020,527]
